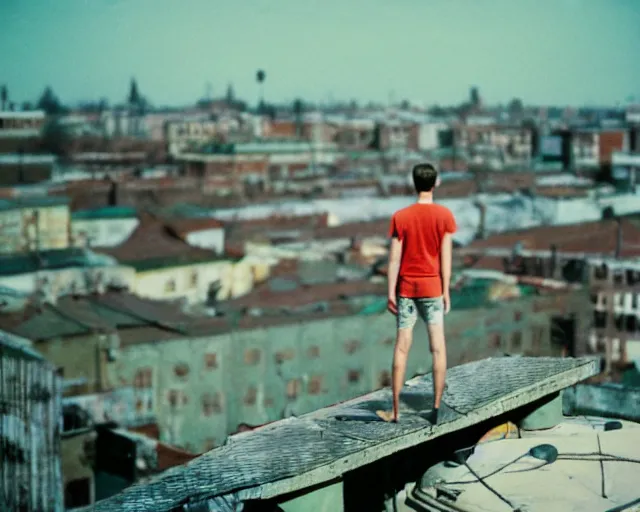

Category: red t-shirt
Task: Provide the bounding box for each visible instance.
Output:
[388,203,457,298]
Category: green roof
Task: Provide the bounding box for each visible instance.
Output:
[160,203,213,218]
[0,248,115,277]
[72,206,138,220]
[0,196,69,212]
[358,277,536,315]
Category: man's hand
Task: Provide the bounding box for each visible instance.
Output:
[387,296,398,315]
[443,291,451,315]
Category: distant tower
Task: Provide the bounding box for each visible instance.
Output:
[256,70,266,111]
[470,87,481,108]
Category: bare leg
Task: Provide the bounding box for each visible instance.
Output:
[391,327,413,421]
[427,322,447,410]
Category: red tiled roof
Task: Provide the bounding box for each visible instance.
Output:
[466,217,640,257]
[225,213,329,233]
[536,186,589,198]
[101,213,220,263]
[313,219,389,240]
[156,442,199,470]
[225,279,385,310]
[165,217,224,239]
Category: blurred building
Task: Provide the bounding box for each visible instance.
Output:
[0,110,56,185]
[0,196,70,253]
[0,330,63,511]
[0,270,590,453]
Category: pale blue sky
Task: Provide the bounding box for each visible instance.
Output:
[1,0,639,108]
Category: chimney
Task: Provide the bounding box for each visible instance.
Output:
[550,244,558,279]
[474,200,487,240]
[615,217,623,259]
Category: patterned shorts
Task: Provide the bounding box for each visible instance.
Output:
[397,296,444,329]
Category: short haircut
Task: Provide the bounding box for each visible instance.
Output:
[412,163,438,193]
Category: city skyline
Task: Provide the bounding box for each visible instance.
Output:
[1,0,639,109]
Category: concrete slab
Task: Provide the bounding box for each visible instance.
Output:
[86,356,598,512]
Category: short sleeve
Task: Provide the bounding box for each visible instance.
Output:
[444,209,457,234]
[388,214,402,240]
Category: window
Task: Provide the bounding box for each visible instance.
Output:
[594,311,607,328]
[287,379,301,399]
[65,478,91,508]
[244,348,261,365]
[244,386,257,406]
[190,270,199,288]
[614,270,624,285]
[489,333,501,349]
[307,345,320,359]
[174,363,190,379]
[511,332,523,351]
[308,375,323,395]
[165,279,176,293]
[134,367,153,388]
[378,370,391,388]
[531,327,544,351]
[204,353,218,370]
[347,369,362,384]
[344,340,361,355]
[167,389,187,408]
[274,349,295,364]
[202,392,222,416]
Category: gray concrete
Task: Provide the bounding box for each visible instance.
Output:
[518,392,564,430]
[563,383,640,423]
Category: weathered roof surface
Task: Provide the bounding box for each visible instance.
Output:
[0,292,198,342]
[464,214,640,258]
[99,213,232,271]
[87,356,598,512]
[0,329,44,361]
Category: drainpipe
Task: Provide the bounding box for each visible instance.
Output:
[474,200,486,240]
[550,244,558,280]
[615,217,622,259]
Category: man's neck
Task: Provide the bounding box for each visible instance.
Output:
[417,191,434,204]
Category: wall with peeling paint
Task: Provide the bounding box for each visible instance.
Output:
[133,259,254,304]
[104,288,590,453]
[0,203,70,254]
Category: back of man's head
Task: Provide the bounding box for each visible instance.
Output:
[412,163,438,193]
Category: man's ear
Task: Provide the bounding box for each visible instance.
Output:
[435,176,442,188]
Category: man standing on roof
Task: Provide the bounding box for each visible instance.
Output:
[377,163,457,424]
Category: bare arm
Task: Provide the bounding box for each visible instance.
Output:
[387,237,403,300]
[440,233,452,296]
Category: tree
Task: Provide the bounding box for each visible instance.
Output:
[508,98,524,119]
[226,83,235,104]
[98,98,109,113]
[0,85,7,111]
[293,98,304,138]
[428,105,447,117]
[40,118,71,157]
[36,87,64,115]
[400,99,410,110]
[128,78,141,106]
[256,69,266,110]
